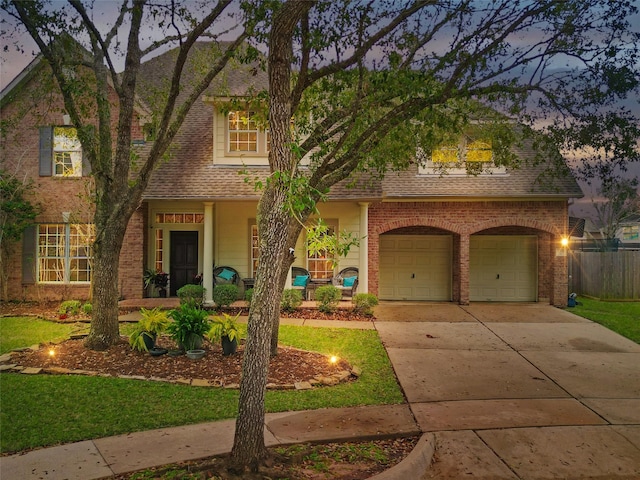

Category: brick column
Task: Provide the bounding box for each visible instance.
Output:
[552,235,569,307]
[459,233,470,305]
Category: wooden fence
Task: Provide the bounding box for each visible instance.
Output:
[569,251,640,300]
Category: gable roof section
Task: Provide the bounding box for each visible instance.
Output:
[382,141,583,200]
[137,41,582,202]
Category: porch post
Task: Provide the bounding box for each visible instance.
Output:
[358,202,369,293]
[459,233,470,305]
[203,202,214,304]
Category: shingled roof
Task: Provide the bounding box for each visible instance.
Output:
[137,41,582,202]
[382,142,584,199]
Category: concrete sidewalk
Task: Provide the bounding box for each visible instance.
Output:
[2,303,640,479]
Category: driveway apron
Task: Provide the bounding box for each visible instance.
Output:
[374,302,640,479]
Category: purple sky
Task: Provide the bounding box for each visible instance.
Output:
[1,3,637,220]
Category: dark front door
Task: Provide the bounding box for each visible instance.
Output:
[170,231,199,296]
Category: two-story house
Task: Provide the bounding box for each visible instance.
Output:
[1,42,583,306]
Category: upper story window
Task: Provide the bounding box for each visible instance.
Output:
[53,127,82,177]
[622,225,639,241]
[418,135,506,176]
[227,110,269,155]
[39,126,90,177]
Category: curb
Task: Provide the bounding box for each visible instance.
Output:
[368,433,435,480]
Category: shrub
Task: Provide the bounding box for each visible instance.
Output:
[129,307,171,352]
[245,288,254,303]
[207,312,241,343]
[281,288,303,312]
[177,284,206,306]
[315,285,341,313]
[352,293,379,316]
[82,303,93,315]
[58,300,81,316]
[213,284,239,308]
[167,303,211,351]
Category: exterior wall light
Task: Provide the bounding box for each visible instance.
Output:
[561,237,569,247]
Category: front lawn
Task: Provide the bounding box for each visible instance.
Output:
[571,297,640,343]
[0,317,86,354]
[0,319,402,454]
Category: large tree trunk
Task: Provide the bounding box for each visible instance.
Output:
[269,224,303,356]
[231,184,290,469]
[83,214,128,351]
[231,0,315,470]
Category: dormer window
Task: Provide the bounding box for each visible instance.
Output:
[419,134,506,176]
[226,110,271,155]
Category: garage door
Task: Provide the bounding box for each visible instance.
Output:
[379,235,452,301]
[470,235,537,302]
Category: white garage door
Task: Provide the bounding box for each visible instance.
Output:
[470,235,537,302]
[379,235,452,301]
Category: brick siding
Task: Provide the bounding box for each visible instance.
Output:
[368,200,569,306]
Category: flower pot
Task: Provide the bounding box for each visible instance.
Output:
[221,336,238,356]
[142,332,156,351]
[149,347,168,357]
[179,334,204,352]
[186,349,205,360]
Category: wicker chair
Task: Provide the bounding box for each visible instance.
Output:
[291,266,311,299]
[332,267,359,298]
[213,266,241,286]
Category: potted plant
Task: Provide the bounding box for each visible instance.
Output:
[129,307,171,352]
[167,302,211,353]
[207,312,241,355]
[143,268,169,298]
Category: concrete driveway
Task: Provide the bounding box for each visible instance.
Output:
[373,302,640,479]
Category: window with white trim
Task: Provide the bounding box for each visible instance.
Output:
[38,223,94,283]
[418,134,506,176]
[53,127,82,177]
[307,222,337,280]
[39,126,90,177]
[227,110,271,155]
[250,223,259,277]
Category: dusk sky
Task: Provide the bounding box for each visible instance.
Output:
[1,2,638,219]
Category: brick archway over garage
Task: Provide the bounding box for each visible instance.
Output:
[367,201,570,306]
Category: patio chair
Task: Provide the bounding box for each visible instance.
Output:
[332,267,359,298]
[291,266,311,299]
[213,266,241,286]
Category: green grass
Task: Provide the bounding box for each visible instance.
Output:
[0,319,402,454]
[571,297,640,343]
[0,317,86,354]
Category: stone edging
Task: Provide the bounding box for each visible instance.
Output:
[0,345,362,390]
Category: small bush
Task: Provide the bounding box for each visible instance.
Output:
[213,284,239,308]
[82,303,93,315]
[352,293,379,316]
[58,300,81,316]
[281,289,303,312]
[315,285,341,313]
[245,288,254,303]
[177,284,206,306]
